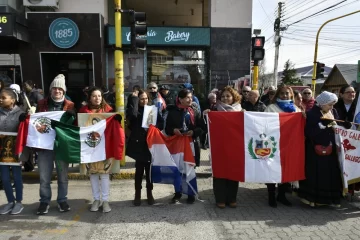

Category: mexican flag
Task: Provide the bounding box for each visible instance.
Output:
[51,115,125,163]
[208,111,305,183]
[15,111,74,154]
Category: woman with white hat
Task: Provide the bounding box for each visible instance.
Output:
[297,91,345,207]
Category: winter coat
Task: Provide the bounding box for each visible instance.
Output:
[243,100,266,112]
[37,97,75,112]
[302,98,315,112]
[27,89,43,107]
[334,98,356,126]
[78,104,114,174]
[0,105,28,162]
[126,96,164,163]
[161,92,176,105]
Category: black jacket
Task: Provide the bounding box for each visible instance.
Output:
[126,96,164,163]
[161,92,176,106]
[165,105,203,139]
[243,100,266,112]
[334,98,356,127]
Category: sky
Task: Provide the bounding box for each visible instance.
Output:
[252,0,360,73]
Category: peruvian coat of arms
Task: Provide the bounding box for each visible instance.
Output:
[248,133,277,159]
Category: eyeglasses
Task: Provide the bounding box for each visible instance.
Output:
[303,92,311,95]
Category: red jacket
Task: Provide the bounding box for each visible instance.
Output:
[37,97,75,112]
[78,104,113,114]
[302,98,315,112]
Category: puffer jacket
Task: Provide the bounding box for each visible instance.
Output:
[0,105,24,132]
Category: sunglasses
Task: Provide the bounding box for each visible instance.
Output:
[269,92,275,95]
[242,91,249,93]
[148,87,156,90]
[303,92,311,95]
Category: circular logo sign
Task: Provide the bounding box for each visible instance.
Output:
[49,18,79,49]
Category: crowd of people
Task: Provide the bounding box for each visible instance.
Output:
[0,75,358,216]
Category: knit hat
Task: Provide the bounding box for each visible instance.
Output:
[49,74,66,92]
[316,91,338,106]
[182,83,193,91]
[9,84,21,94]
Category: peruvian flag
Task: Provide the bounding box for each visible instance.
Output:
[50,115,125,163]
[208,111,305,183]
[147,126,197,196]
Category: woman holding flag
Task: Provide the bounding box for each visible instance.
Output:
[264,85,301,208]
[79,87,117,213]
[203,86,243,209]
[165,88,203,204]
[0,88,26,215]
[126,89,163,206]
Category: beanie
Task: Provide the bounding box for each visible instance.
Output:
[147,82,158,90]
[50,74,67,92]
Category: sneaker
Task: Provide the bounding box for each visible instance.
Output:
[102,201,111,213]
[58,201,70,212]
[171,193,182,204]
[10,202,24,215]
[0,202,14,215]
[90,200,100,212]
[37,202,49,215]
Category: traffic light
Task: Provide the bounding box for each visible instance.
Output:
[316,62,325,79]
[251,36,265,61]
[131,12,147,50]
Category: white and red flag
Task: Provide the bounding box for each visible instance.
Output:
[208,111,305,183]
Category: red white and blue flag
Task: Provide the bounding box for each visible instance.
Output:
[147,125,197,196]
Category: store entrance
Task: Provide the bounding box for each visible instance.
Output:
[40,53,94,109]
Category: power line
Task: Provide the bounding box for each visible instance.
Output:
[257,0,273,24]
[282,0,329,21]
[286,0,348,27]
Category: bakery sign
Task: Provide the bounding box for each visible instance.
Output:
[108,26,210,46]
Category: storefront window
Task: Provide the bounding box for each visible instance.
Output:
[147,49,206,97]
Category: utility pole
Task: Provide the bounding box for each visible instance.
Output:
[114,0,125,168]
[273,2,283,87]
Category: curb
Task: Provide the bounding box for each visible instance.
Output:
[22,172,212,181]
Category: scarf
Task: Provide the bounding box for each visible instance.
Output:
[216,101,242,112]
[276,98,296,113]
[176,98,195,126]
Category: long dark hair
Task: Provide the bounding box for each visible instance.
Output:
[178,89,192,99]
[0,79,4,91]
[87,87,109,110]
[137,89,151,106]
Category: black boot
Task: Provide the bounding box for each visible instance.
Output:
[268,191,277,208]
[187,195,195,204]
[133,189,141,206]
[147,188,155,205]
[277,184,292,206]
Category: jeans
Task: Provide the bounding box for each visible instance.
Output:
[37,150,69,204]
[90,174,110,201]
[0,165,22,203]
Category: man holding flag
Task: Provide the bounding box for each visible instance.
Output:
[34,74,75,215]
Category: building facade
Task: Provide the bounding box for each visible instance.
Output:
[0,0,252,107]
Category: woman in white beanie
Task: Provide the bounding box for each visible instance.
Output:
[35,74,76,215]
[297,91,346,207]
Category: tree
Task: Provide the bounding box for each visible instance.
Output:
[258,58,272,88]
[281,59,302,85]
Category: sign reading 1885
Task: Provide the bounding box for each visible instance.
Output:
[49,18,79,49]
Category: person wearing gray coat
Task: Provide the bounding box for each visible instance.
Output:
[0,88,27,215]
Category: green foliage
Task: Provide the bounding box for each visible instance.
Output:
[282,59,303,86]
[248,138,257,159]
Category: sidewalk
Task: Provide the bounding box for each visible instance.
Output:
[22,149,212,180]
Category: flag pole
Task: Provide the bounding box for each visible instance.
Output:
[320,117,360,126]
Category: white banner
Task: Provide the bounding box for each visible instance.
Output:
[334,126,360,190]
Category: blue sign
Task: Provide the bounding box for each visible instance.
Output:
[49,18,79,49]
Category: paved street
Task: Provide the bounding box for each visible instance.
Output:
[1,179,360,240]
